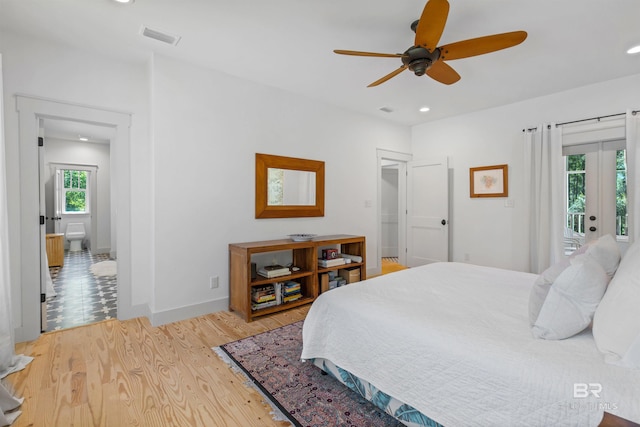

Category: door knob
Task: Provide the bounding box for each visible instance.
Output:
[589,216,596,221]
[441,219,447,226]
[589,226,597,232]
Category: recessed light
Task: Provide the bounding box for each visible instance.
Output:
[79,136,89,142]
[627,45,640,55]
[112,0,134,4]
[419,106,430,113]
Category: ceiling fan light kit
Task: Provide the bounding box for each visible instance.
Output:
[334,0,527,87]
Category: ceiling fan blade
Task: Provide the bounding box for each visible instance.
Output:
[367,66,407,87]
[426,60,460,85]
[439,31,527,60]
[334,50,404,58]
[414,0,450,51]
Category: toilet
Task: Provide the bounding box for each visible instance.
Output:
[65,223,86,252]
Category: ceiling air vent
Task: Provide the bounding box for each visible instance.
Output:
[140,26,181,46]
[379,106,394,113]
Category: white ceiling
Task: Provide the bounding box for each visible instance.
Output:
[2,0,640,129]
[43,119,115,144]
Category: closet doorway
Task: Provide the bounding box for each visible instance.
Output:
[377,149,411,276]
[377,149,450,275]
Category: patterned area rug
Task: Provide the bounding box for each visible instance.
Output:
[215,321,404,427]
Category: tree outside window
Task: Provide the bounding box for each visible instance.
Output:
[616,150,627,236]
[64,170,88,213]
[566,154,585,234]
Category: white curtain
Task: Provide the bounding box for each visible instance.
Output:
[523,124,565,273]
[0,54,32,426]
[627,110,640,243]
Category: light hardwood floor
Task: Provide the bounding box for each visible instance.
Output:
[380,259,408,275]
[8,307,309,427]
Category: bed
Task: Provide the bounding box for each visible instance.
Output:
[301,237,640,427]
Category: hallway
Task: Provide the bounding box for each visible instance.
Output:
[46,249,117,331]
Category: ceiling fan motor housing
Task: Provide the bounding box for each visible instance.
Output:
[402,46,441,76]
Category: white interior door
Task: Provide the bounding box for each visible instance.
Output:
[407,158,449,267]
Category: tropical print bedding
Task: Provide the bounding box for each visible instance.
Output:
[310,357,442,427]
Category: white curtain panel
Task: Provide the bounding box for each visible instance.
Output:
[627,110,640,243]
[523,124,565,273]
[0,53,32,426]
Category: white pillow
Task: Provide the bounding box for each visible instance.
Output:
[528,259,570,326]
[528,245,590,326]
[531,257,609,340]
[582,234,621,278]
[592,240,640,368]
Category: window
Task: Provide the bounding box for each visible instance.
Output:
[63,169,88,213]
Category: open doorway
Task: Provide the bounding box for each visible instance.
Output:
[377,149,412,276]
[16,95,131,342]
[41,118,117,331]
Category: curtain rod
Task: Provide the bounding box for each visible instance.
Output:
[523,110,639,132]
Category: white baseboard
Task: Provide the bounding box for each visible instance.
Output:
[149,297,229,327]
[120,303,152,321]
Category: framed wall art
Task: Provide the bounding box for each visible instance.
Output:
[470,164,508,198]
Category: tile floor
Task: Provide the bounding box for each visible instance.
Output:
[46,249,117,332]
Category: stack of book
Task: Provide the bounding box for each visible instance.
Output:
[282,281,302,303]
[251,284,277,311]
[318,258,346,268]
[257,264,291,278]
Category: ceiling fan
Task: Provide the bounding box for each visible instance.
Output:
[334,0,527,87]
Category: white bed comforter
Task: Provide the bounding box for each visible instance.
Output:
[301,262,640,427]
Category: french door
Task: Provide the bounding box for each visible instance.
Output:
[564,140,627,247]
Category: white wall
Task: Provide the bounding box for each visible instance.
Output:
[0,31,152,331]
[150,54,411,323]
[411,73,640,272]
[1,30,411,333]
[43,138,111,253]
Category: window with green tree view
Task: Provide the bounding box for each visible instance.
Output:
[63,170,88,213]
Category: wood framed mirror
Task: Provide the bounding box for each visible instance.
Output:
[255,153,325,218]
